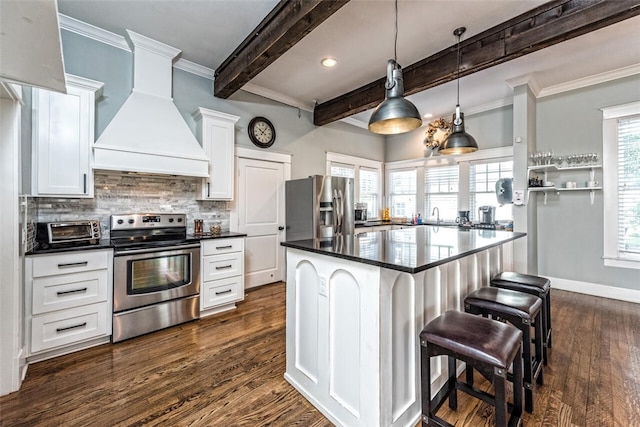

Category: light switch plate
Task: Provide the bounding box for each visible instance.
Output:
[319,277,327,297]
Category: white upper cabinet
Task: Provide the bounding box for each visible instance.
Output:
[192,108,240,200]
[32,74,103,198]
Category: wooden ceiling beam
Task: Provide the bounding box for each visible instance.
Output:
[214,0,350,99]
[314,0,640,127]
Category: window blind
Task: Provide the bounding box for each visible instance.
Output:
[360,167,379,218]
[469,159,513,221]
[425,165,459,221]
[330,162,355,178]
[618,115,640,256]
[389,169,416,218]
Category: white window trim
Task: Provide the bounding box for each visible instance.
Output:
[601,101,640,270]
[326,151,383,219]
[385,147,513,218]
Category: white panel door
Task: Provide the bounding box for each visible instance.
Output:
[237,157,285,288]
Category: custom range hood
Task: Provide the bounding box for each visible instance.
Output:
[93,30,208,177]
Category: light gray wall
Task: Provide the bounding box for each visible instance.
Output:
[536,74,640,291]
[384,105,513,162]
[61,30,385,181]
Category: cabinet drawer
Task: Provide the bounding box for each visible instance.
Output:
[31,303,109,353]
[202,238,243,256]
[202,252,243,281]
[32,270,108,315]
[201,276,243,310]
[31,250,110,278]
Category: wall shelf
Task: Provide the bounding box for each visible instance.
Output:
[527,164,602,205]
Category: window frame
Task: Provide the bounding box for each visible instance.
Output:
[387,147,513,223]
[602,101,640,270]
[468,157,514,222]
[327,152,383,220]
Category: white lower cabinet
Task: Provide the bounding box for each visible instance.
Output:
[200,238,245,317]
[25,249,113,361]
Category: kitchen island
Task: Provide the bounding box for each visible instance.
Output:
[281,226,525,427]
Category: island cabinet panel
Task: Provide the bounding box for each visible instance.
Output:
[294,261,320,383]
[284,233,515,427]
[328,270,362,418]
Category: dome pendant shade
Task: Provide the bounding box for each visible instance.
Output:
[438,26,478,155]
[368,60,422,135]
[439,108,478,155]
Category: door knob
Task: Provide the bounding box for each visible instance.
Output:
[278,226,285,230]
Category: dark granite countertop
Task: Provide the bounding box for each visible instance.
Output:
[282,226,525,274]
[187,231,247,241]
[26,240,114,255]
[27,232,247,255]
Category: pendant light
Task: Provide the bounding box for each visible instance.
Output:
[439,27,478,155]
[368,0,422,135]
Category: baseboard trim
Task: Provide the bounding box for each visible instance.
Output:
[549,276,640,304]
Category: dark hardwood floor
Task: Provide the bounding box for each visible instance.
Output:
[1,283,639,426]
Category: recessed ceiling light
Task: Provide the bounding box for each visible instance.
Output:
[423,113,433,119]
[321,57,337,68]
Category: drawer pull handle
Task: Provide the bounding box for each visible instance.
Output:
[57,287,88,296]
[215,289,233,295]
[216,245,233,250]
[215,265,233,270]
[56,322,87,333]
[57,261,88,268]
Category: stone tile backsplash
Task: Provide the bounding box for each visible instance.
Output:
[33,171,230,238]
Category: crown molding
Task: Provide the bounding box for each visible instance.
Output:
[173,59,215,80]
[339,116,368,130]
[465,97,514,116]
[538,63,640,98]
[242,82,314,112]
[505,73,542,96]
[58,13,215,80]
[59,13,129,51]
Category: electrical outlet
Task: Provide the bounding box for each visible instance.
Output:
[319,277,327,297]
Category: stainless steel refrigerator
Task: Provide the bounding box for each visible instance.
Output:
[285,175,354,240]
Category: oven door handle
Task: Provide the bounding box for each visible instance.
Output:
[114,243,201,256]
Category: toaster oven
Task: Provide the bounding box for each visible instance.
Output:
[36,220,102,249]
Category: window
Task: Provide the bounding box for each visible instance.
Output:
[469,159,513,221]
[359,167,380,219]
[425,165,459,221]
[386,147,513,223]
[327,152,383,219]
[388,169,416,218]
[330,162,355,178]
[603,102,640,269]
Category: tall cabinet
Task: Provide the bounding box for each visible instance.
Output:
[192,108,240,201]
[31,74,103,198]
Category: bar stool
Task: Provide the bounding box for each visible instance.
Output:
[420,310,523,427]
[464,287,544,413]
[491,271,552,364]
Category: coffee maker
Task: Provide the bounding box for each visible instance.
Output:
[456,210,471,226]
[354,203,368,225]
[478,206,496,224]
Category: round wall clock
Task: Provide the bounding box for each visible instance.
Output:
[248,116,276,148]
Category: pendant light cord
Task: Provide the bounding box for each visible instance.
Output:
[394,0,398,63]
[456,31,461,106]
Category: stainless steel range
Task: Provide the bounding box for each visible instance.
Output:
[111,213,200,342]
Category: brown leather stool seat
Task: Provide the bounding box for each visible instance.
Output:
[491,271,552,363]
[420,310,523,427]
[464,287,544,413]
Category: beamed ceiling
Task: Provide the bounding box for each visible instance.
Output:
[58,0,640,130]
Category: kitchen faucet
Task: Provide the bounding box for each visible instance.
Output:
[432,207,440,225]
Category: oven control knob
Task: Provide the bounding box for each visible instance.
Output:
[117,219,123,225]
[128,219,134,224]
[177,218,183,222]
[169,218,174,223]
